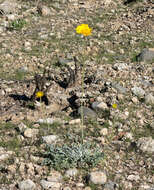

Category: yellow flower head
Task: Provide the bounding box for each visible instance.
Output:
[112,103,117,109]
[76,24,92,36]
[36,91,44,98]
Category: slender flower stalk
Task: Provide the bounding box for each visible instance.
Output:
[76,24,92,143]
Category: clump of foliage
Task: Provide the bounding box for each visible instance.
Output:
[43,142,103,170]
[9,19,27,30]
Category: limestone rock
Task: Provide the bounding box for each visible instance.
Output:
[40,180,61,189]
[24,128,39,138]
[89,171,107,185]
[0,0,19,14]
[137,48,154,62]
[78,106,97,119]
[18,179,36,190]
[131,86,145,97]
[42,135,59,144]
[137,137,154,153]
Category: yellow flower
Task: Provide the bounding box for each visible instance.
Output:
[112,103,117,109]
[36,91,44,98]
[76,24,92,36]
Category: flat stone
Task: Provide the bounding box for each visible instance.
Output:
[112,82,127,94]
[112,62,129,71]
[151,121,154,130]
[0,148,13,161]
[69,119,81,125]
[37,118,54,124]
[65,168,78,177]
[18,179,36,190]
[78,106,97,119]
[127,174,140,181]
[104,181,117,190]
[38,5,51,16]
[89,171,107,185]
[0,0,19,14]
[91,101,108,110]
[6,14,16,20]
[24,128,39,138]
[40,180,61,190]
[42,135,58,144]
[100,128,108,136]
[0,153,10,161]
[17,122,27,133]
[131,86,145,97]
[137,137,154,153]
[63,187,71,190]
[137,48,154,62]
[47,171,63,182]
[145,94,154,105]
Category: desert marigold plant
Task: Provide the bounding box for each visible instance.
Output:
[76,24,92,36]
[75,24,92,143]
[36,91,44,98]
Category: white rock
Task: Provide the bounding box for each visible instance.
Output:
[0,0,19,14]
[137,137,154,153]
[7,164,16,173]
[5,87,12,93]
[17,135,24,141]
[103,0,112,6]
[0,153,10,161]
[0,26,4,33]
[131,86,145,97]
[42,135,58,144]
[38,118,54,124]
[151,121,154,130]
[6,14,16,20]
[92,101,108,110]
[38,5,51,16]
[124,111,129,117]
[100,128,108,136]
[47,171,63,182]
[76,183,84,187]
[132,97,138,104]
[69,119,81,125]
[89,171,107,184]
[17,122,27,133]
[63,187,71,190]
[40,180,61,189]
[145,94,154,105]
[125,132,133,140]
[65,168,78,177]
[127,174,140,181]
[24,128,39,138]
[112,62,128,71]
[24,41,31,48]
[0,148,13,161]
[18,179,36,190]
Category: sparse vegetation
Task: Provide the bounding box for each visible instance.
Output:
[43,142,103,170]
[0,0,153,189]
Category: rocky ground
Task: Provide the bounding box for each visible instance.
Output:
[0,0,154,189]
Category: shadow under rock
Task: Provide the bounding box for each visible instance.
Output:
[9,94,30,101]
[124,0,137,5]
[55,79,70,89]
[61,93,79,118]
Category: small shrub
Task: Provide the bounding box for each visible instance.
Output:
[43,142,103,170]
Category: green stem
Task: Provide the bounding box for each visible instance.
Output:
[81,63,85,143]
